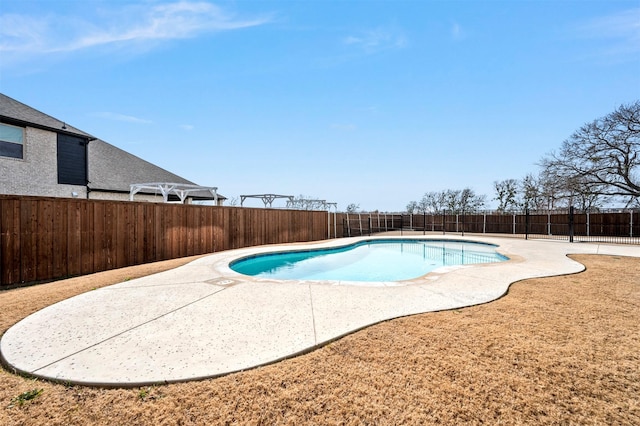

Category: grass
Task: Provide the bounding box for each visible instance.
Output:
[8,388,43,408]
[0,253,638,425]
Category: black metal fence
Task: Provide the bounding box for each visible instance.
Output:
[342,209,640,245]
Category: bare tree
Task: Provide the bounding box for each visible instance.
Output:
[538,167,607,211]
[289,195,328,210]
[406,201,418,214]
[459,188,486,212]
[518,174,538,210]
[442,188,485,213]
[346,203,360,213]
[540,101,640,204]
[494,179,519,213]
[443,189,459,212]
[421,191,447,213]
[408,189,484,214]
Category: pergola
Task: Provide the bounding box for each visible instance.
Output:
[240,194,294,208]
[130,183,218,204]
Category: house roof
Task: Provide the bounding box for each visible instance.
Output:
[88,139,224,199]
[88,139,194,190]
[1,93,224,201]
[0,93,94,139]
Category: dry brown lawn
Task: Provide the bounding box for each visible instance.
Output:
[1,253,638,425]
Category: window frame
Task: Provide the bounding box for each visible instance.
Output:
[0,122,25,159]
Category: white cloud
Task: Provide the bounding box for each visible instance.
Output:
[451,22,465,41]
[572,7,640,58]
[0,14,50,54]
[0,1,271,57]
[344,27,407,54]
[180,124,195,131]
[92,112,153,124]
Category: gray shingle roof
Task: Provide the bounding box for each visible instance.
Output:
[88,141,224,199]
[88,139,198,191]
[0,93,94,139]
[1,93,224,200]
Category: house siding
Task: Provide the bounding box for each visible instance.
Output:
[1,94,224,204]
[0,126,87,198]
[88,191,167,202]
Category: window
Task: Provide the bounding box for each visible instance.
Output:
[57,134,87,185]
[0,123,24,159]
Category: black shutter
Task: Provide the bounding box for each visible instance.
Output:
[57,134,87,185]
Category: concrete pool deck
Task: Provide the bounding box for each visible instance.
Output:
[1,235,638,387]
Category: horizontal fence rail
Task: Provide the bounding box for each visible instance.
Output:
[339,210,640,245]
[0,195,329,287]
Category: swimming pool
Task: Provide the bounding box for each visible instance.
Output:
[230,239,508,282]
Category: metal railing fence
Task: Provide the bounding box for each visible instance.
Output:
[341,209,639,245]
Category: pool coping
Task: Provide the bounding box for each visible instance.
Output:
[1,235,638,387]
[227,238,510,285]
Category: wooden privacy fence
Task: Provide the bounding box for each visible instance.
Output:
[0,195,329,287]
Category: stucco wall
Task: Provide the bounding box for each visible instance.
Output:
[0,126,87,198]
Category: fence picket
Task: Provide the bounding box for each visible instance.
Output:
[0,195,331,287]
[2,195,638,288]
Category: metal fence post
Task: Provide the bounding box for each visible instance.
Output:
[525,209,529,240]
[586,211,590,237]
[483,212,486,234]
[324,210,331,239]
[569,206,574,243]
[345,212,351,237]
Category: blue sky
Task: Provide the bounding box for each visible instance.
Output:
[1,0,639,211]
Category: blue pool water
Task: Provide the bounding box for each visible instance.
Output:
[230,239,508,282]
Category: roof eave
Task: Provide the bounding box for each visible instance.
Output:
[0,115,96,140]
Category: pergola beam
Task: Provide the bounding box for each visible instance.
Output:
[240,194,294,207]
[130,183,218,204]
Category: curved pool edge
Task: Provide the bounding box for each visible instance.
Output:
[228,237,509,284]
[219,235,519,287]
[1,235,637,387]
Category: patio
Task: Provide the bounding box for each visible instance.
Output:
[1,235,638,386]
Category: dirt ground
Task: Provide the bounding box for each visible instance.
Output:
[1,253,638,425]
